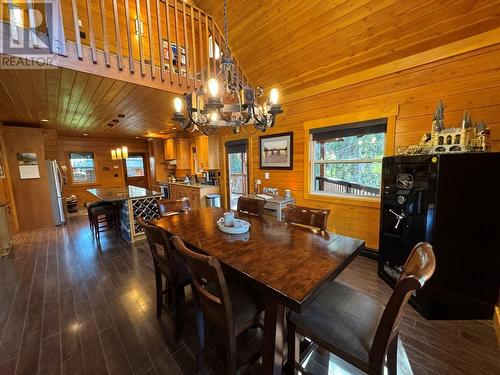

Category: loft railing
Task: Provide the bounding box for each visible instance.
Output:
[315,176,379,196]
[1,0,249,93]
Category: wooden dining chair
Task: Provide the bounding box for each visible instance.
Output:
[284,204,331,231]
[172,235,263,375]
[237,196,266,217]
[287,242,436,375]
[157,196,191,217]
[137,217,191,341]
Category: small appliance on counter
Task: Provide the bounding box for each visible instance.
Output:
[202,170,218,185]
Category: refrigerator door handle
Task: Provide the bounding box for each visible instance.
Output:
[55,163,64,197]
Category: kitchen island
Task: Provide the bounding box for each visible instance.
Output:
[87,185,161,242]
[168,182,220,209]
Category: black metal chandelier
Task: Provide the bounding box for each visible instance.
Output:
[172,0,283,135]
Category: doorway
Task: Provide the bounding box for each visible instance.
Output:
[124,153,149,188]
[225,140,249,210]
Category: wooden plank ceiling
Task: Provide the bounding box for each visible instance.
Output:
[194,0,500,98]
[0,66,180,138]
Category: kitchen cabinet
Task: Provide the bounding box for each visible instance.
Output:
[176,138,191,170]
[195,135,219,171]
[168,183,220,210]
[153,140,167,182]
[163,138,191,169]
[164,138,176,160]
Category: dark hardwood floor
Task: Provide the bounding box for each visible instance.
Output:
[0,216,498,375]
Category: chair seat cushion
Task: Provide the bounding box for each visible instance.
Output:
[289,281,384,365]
[207,281,259,334]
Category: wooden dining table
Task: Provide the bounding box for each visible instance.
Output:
[154,207,364,374]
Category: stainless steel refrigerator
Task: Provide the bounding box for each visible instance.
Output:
[46,160,66,225]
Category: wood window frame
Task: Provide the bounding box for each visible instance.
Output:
[302,109,397,209]
[68,151,98,186]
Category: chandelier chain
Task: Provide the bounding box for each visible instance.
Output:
[223,0,229,53]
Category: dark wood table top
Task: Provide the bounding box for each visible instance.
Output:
[154,207,364,312]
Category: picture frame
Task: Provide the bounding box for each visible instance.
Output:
[259,132,293,170]
[17,152,40,179]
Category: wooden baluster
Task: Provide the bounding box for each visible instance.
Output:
[135,0,145,76]
[70,0,82,59]
[190,4,197,89]
[155,0,164,81]
[216,26,223,75]
[112,0,123,70]
[235,61,240,88]
[123,0,134,73]
[26,0,38,49]
[164,0,174,83]
[205,13,210,81]
[197,8,205,85]
[145,0,155,78]
[98,0,110,67]
[173,0,182,86]
[182,0,189,87]
[210,17,216,78]
[85,0,97,63]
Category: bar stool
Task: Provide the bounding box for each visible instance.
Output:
[85,201,113,231]
[89,204,119,241]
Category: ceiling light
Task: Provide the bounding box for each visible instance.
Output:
[171,0,283,135]
[82,133,88,136]
[135,136,140,139]
[111,146,128,160]
[40,119,49,122]
[172,127,176,130]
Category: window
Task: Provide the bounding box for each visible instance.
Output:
[125,155,145,177]
[310,119,386,197]
[69,152,96,183]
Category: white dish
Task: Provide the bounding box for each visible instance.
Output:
[216,218,250,234]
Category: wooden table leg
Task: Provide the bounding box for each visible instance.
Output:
[262,297,285,375]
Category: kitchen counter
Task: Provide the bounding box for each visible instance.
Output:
[87,185,161,201]
[167,181,218,189]
[87,185,161,243]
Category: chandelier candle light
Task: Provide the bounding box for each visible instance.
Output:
[111,146,128,160]
[172,0,283,134]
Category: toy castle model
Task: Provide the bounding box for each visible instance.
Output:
[400,100,490,155]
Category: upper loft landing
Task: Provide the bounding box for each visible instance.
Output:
[0,0,249,94]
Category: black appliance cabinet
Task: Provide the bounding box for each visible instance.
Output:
[378,153,500,319]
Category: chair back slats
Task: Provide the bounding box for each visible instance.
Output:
[237,196,266,217]
[158,197,191,216]
[172,236,233,328]
[137,217,179,282]
[370,242,435,365]
[284,205,331,231]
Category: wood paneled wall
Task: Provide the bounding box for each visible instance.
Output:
[219,45,500,250]
[2,127,53,231]
[0,134,10,205]
[57,136,149,206]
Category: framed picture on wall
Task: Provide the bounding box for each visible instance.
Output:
[17,152,40,179]
[259,132,293,170]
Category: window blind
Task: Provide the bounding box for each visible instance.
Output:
[225,139,248,154]
[310,118,387,142]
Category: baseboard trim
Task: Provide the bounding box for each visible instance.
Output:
[361,248,379,260]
